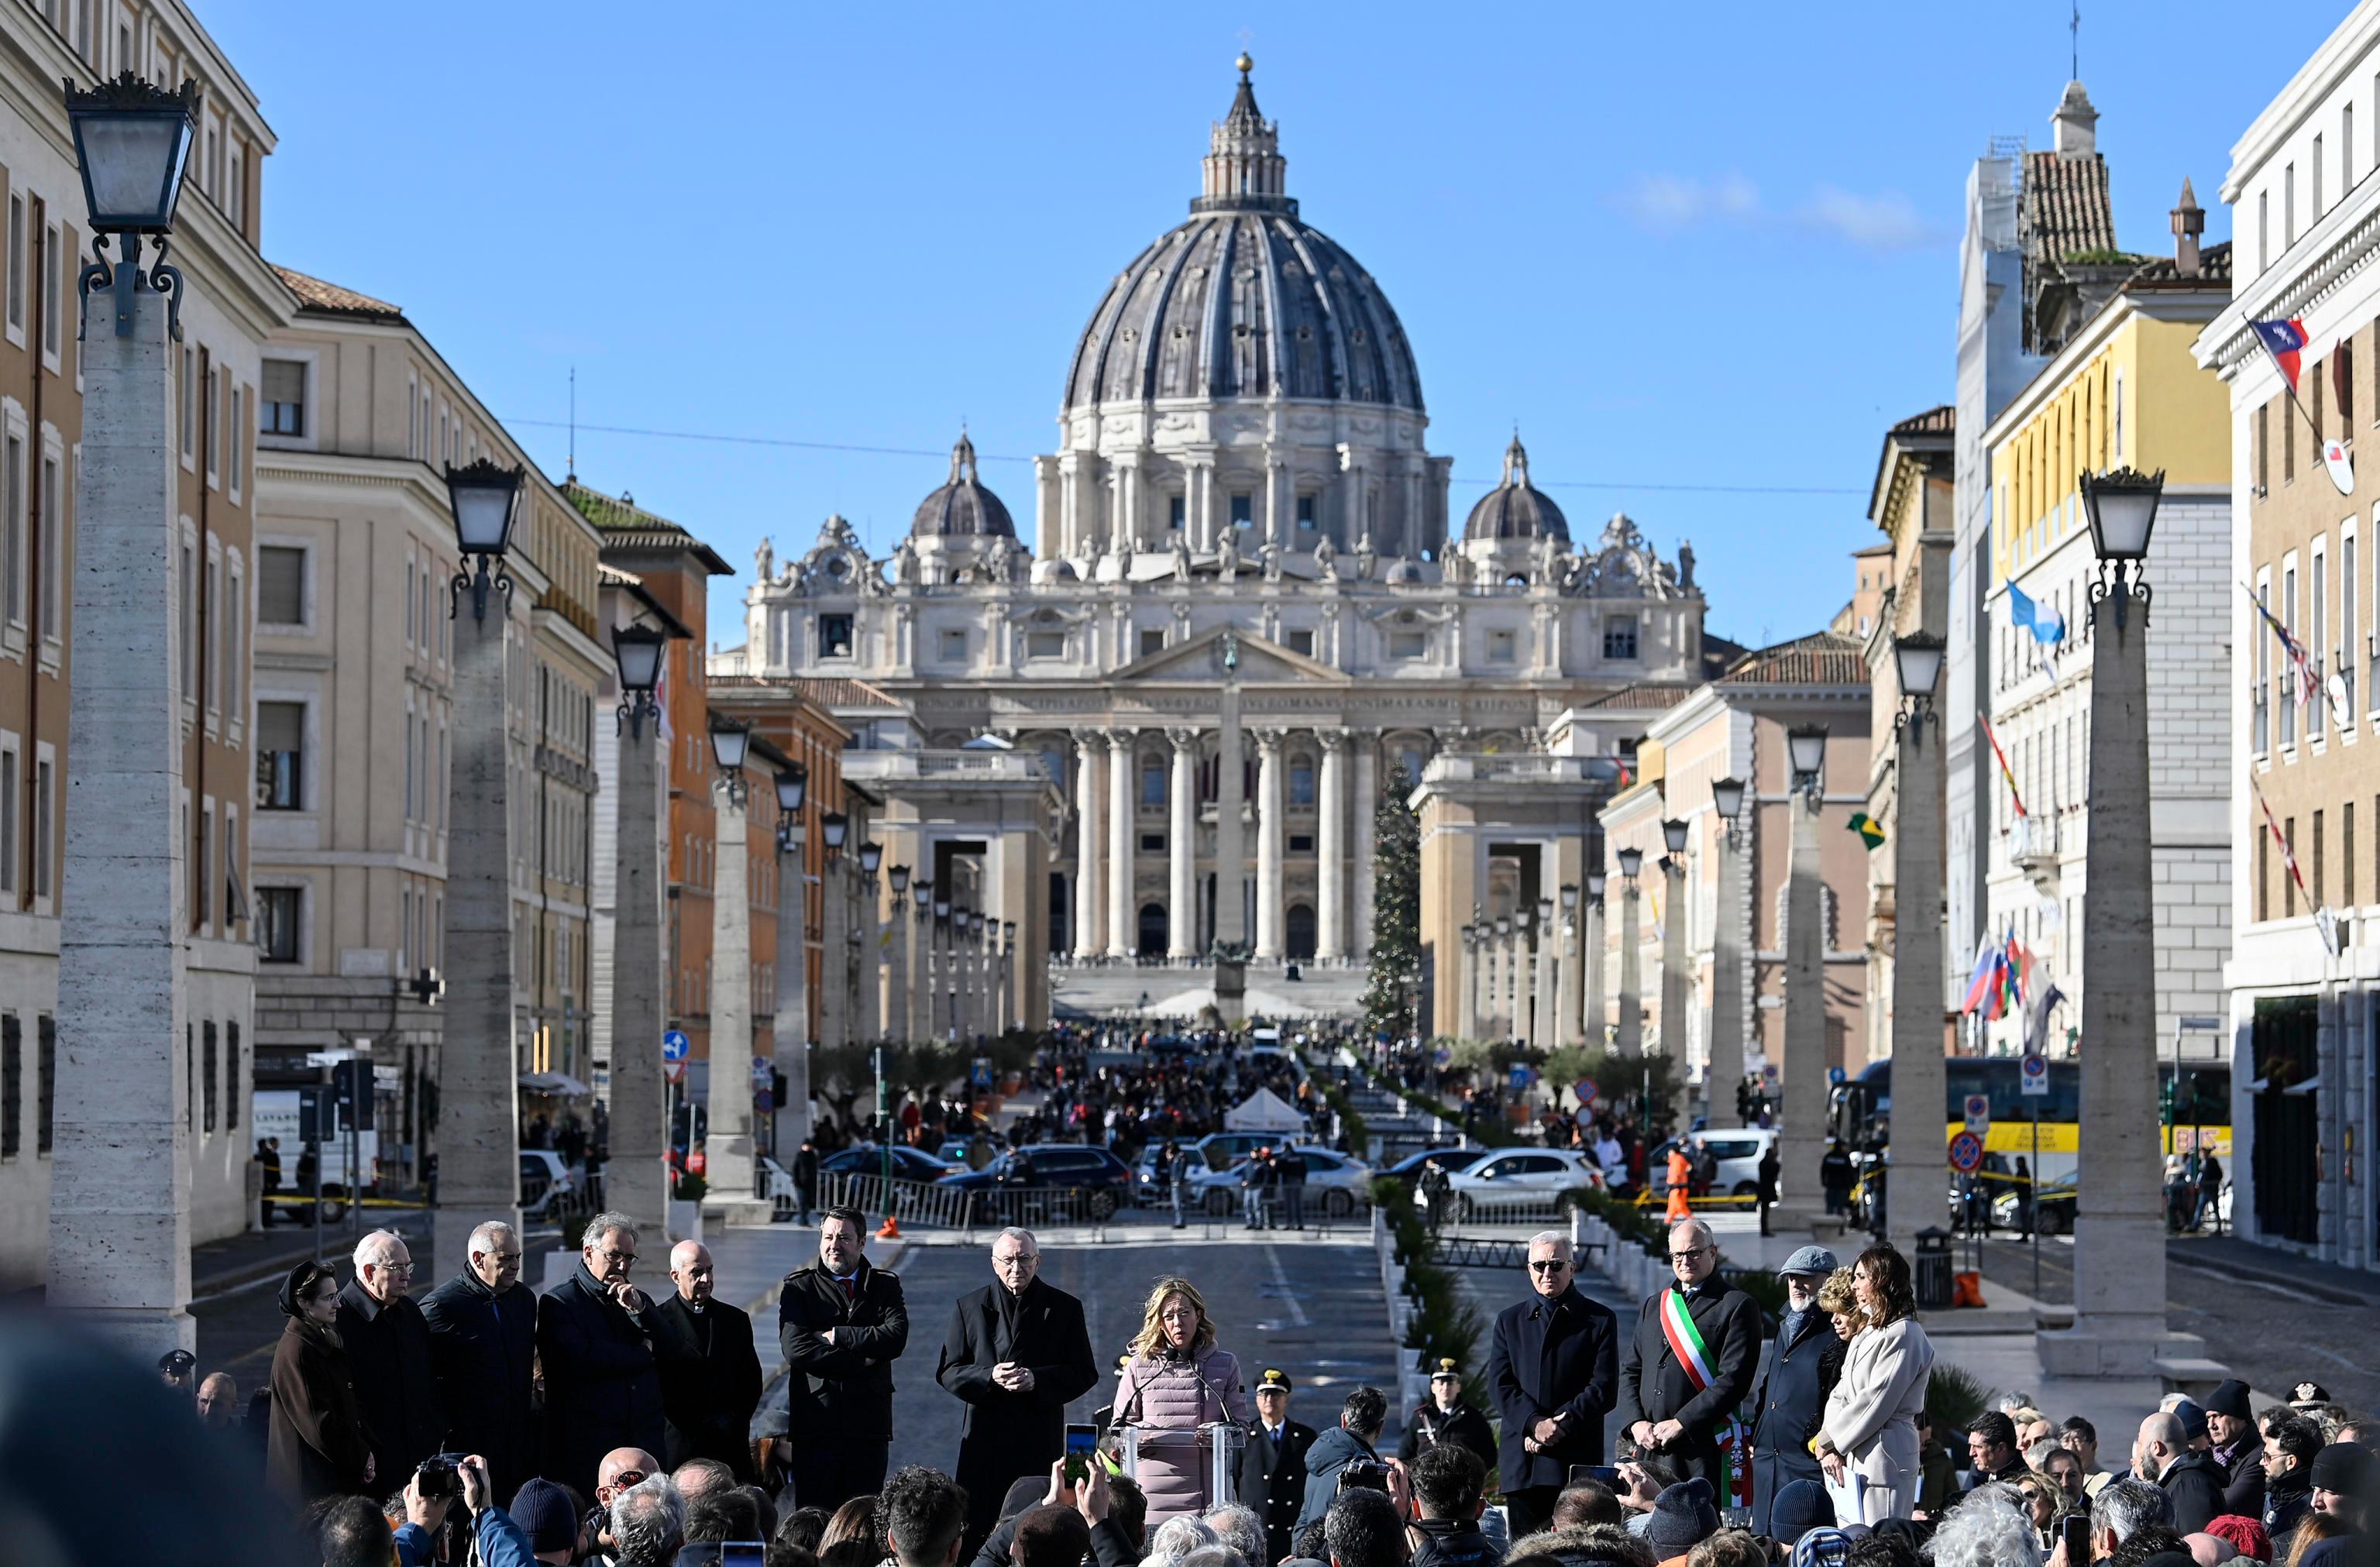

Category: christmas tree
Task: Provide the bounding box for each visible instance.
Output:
[1364,765,1422,1040]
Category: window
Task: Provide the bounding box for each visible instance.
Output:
[33,1015,50,1155]
[2259,191,2270,275]
[1026,630,1065,659]
[2347,802,2358,907]
[1289,833,1314,853]
[256,701,303,809]
[179,536,195,699]
[2287,163,2298,246]
[228,146,246,231]
[229,389,244,493]
[257,545,303,625]
[1603,616,1639,659]
[4,196,20,335]
[1169,495,1185,531]
[0,747,13,896]
[817,613,853,658]
[225,1021,240,1131]
[2283,565,2299,745]
[37,452,57,641]
[2287,397,2297,484]
[2315,546,2330,741]
[179,348,194,459]
[262,360,304,436]
[256,886,300,962]
[0,1015,15,1158]
[225,558,243,721]
[200,1021,217,1134]
[2344,339,2358,430]
[2316,135,2327,218]
[1139,832,1164,853]
[1289,760,1316,806]
[2,431,19,629]
[1138,628,1164,658]
[938,627,967,662]
[40,223,57,361]
[1488,628,1518,663]
[1230,493,1253,528]
[1296,494,1316,529]
[1140,759,1165,806]
[31,756,48,899]
[2112,369,2125,462]
[2285,818,2299,915]
[1388,630,1426,658]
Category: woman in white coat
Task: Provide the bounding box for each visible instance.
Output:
[1815,1245,1935,1524]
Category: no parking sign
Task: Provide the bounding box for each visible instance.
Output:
[1948,1131,1985,1174]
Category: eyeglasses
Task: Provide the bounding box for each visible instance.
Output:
[1527,1259,1570,1273]
[1669,1246,1711,1263]
[377,1261,417,1276]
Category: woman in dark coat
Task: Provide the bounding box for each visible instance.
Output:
[267,1260,374,1503]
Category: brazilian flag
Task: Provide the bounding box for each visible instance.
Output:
[1847,812,1886,851]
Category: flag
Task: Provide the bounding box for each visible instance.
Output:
[2254,317,2309,393]
[1977,714,2027,817]
[1847,813,1886,851]
[2248,768,2336,954]
[2243,581,2322,711]
[2024,978,2065,1058]
[1961,936,2003,1017]
[2001,930,2028,1017]
[2007,582,2065,647]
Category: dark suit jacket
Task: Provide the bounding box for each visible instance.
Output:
[1613,1276,1761,1483]
[2216,1441,2268,1517]
[1484,1287,1621,1493]
[537,1264,665,1498]
[1239,1418,1319,1558]
[418,1269,538,1496]
[2161,1450,2230,1536]
[937,1278,1099,1504]
[335,1282,447,1488]
[779,1255,909,1444]
[1397,1400,1498,1474]
[651,1293,764,1476]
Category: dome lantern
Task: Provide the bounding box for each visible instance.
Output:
[1462,432,1570,543]
[910,430,1015,540]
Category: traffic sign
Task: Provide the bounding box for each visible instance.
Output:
[1828,1066,1845,1084]
[1963,1094,1991,1135]
[750,1055,773,1089]
[2019,1053,2050,1096]
[662,1030,690,1062]
[1948,1131,1986,1174]
[662,1059,686,1085]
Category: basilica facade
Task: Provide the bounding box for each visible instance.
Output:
[724,59,1725,1026]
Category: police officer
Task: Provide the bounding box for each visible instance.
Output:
[1398,1359,1497,1474]
[1238,1367,1317,1565]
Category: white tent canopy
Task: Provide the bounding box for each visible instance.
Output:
[1223,1085,1305,1132]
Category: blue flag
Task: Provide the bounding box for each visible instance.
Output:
[2007,582,2064,646]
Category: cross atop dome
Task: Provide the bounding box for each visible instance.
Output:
[1200,52,1288,211]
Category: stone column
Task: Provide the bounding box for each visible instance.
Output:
[46,282,194,1356]
[887,894,910,1042]
[705,789,766,1217]
[614,720,671,1235]
[1216,687,1247,948]
[1254,730,1285,959]
[1888,716,1945,1252]
[1168,730,1199,957]
[1536,921,1559,1053]
[1351,738,1377,957]
[1617,881,1642,1057]
[1074,742,1102,958]
[773,823,810,1152]
[1317,731,1348,960]
[1508,923,1527,1041]
[1264,451,1284,549]
[1662,859,1690,1118]
[1558,907,1584,1046]
[1584,897,1607,1047]
[1776,790,1826,1230]
[820,859,846,1050]
[1709,825,1747,1129]
[858,873,880,1044]
[1107,730,1136,957]
[908,905,931,1046]
[1458,928,1478,1040]
[2041,577,2191,1376]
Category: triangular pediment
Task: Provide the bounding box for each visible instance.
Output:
[1113,624,1350,685]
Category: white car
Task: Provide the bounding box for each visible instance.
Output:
[1650,1129,1776,1198]
[1189,1146,1375,1218]
[1419,1147,1604,1220]
[520,1150,580,1220]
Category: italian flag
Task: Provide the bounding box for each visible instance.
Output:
[1657,1287,1752,1509]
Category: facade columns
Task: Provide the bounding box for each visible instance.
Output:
[1617,878,1642,1057]
[1216,686,1247,948]
[706,789,765,1213]
[1074,742,1102,958]
[1168,730,1199,957]
[1317,731,1348,960]
[1350,737,1377,957]
[1254,730,1285,960]
[1106,730,1136,957]
[614,716,671,1236]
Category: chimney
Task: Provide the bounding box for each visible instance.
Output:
[2172,177,2205,277]
[2052,80,2099,159]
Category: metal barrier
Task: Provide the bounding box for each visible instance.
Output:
[818,1173,1126,1235]
[820,1173,978,1232]
[1429,1235,1605,1270]
[1419,1192,1577,1229]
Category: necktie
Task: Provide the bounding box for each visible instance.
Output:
[840,1277,855,1304]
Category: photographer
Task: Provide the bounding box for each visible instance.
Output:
[1301,1388,1392,1530]
[394,1454,537,1567]
[1405,1445,1501,1567]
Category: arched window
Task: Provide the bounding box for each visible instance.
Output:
[1138,902,1170,955]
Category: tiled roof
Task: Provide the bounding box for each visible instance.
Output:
[1719,630,1869,688]
[274,265,405,324]
[714,674,906,710]
[1581,683,1694,711]
[2124,239,2233,290]
[2022,152,2117,262]
[566,480,734,576]
[1890,405,1955,438]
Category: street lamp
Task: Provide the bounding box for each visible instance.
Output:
[444,459,526,622]
[1586,871,1607,900]
[1616,847,1644,881]
[1663,818,1689,855]
[1561,884,1579,912]
[1787,725,1828,806]
[890,864,910,897]
[1711,775,1746,834]
[821,812,848,857]
[611,624,666,737]
[707,713,751,806]
[64,72,200,338]
[774,765,807,854]
[1708,773,1749,1122]
[859,841,884,877]
[2081,466,2167,629]
[1893,632,1946,738]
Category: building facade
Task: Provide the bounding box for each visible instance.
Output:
[2196,2,2380,1271]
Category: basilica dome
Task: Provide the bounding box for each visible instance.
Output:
[1463,435,1569,542]
[910,431,1014,538]
[1062,59,1423,415]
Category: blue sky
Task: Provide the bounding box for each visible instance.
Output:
[205,1,2349,649]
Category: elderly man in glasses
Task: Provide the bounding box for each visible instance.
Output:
[1615,1217,1762,1503]
[1484,1230,1619,1540]
[337,1229,448,1497]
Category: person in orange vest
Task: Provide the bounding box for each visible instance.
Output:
[1665,1143,1694,1222]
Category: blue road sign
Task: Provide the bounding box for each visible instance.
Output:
[1948,1131,1986,1174]
[662,1029,690,1062]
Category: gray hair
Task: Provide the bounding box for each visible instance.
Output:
[583,1211,641,1251]
[1666,1217,1715,1250]
[610,1476,686,1567]
[468,1220,518,1256]
[1202,1504,1264,1567]
[353,1229,406,1269]
[1146,1514,1219,1565]
[1999,1390,2038,1415]
[1526,1230,1570,1256]
[992,1226,1038,1254]
[1930,1495,2040,1567]
[2091,1479,2173,1548]
[1176,1548,1248,1567]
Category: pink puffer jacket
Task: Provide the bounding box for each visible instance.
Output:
[1113,1346,1251,1522]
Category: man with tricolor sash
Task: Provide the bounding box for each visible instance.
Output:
[1616,1218,1761,1513]
[1484,1231,1620,1539]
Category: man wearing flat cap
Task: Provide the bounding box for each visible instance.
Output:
[2204,1380,2266,1515]
[1749,1246,1845,1538]
[1398,1360,1497,1475]
[1238,1367,1316,1565]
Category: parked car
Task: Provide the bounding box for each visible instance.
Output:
[938,1143,1135,1220]
[1188,1146,1374,1218]
[520,1150,580,1220]
[1418,1147,1604,1221]
[1377,1146,1484,1189]
[1190,1129,1312,1172]
[1648,1130,1776,1198]
[819,1143,959,1184]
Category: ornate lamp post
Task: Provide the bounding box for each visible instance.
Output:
[596,619,676,1239]
[1709,777,1749,1125]
[934,895,953,1038]
[1659,816,1691,1118]
[1458,923,1477,1042]
[772,764,811,1154]
[1534,896,1557,1054]
[66,72,198,337]
[1584,871,1608,1047]
[1514,909,1534,1046]
[1556,885,1582,1048]
[445,459,527,622]
[909,878,934,1046]
[857,843,883,1044]
[1001,919,1018,1034]
[1887,633,1947,1252]
[1776,724,1829,1231]
[1494,915,1514,1041]
[1615,847,1645,1059]
[819,813,849,1050]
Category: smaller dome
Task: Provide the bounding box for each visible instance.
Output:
[912,432,1015,539]
[1385,558,1424,584]
[1463,435,1570,543]
[1030,557,1080,584]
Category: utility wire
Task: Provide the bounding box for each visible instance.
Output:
[502,416,1864,498]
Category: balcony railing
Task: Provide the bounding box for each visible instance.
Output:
[2010,812,2061,871]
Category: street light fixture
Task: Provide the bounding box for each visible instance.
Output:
[1616,847,1644,881]
[1893,631,1946,739]
[1536,896,1554,927]
[1711,775,1745,821]
[1586,871,1607,900]
[1560,883,1579,912]
[776,763,808,815]
[1787,725,1828,807]
[820,811,848,857]
[859,841,884,876]
[2080,466,2167,629]
[934,897,952,920]
[1495,916,1512,939]
[610,623,666,737]
[64,72,200,338]
[707,713,751,806]
[1663,817,1690,855]
[890,864,910,896]
[443,459,526,621]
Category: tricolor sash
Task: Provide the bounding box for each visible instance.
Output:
[1656,1287,1752,1509]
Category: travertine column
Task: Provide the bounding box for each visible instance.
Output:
[1536,921,1559,1052]
[908,905,931,1047]
[1457,928,1478,1040]
[773,823,810,1152]
[1584,897,1607,1046]
[1254,730,1285,960]
[1776,792,1826,1231]
[1168,730,1199,957]
[615,719,670,1235]
[887,898,910,1043]
[705,789,765,1215]
[1106,731,1136,956]
[1216,686,1247,948]
[1558,907,1584,1046]
[819,859,846,1050]
[1661,858,1690,1113]
[1617,881,1642,1057]
[1074,743,1102,958]
[1710,826,1747,1129]
[48,283,194,1356]
[1351,738,1377,955]
[1888,718,1945,1249]
[858,873,880,1044]
[1317,731,1348,960]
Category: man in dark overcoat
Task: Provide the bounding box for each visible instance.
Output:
[1238,1367,1319,1565]
[1485,1230,1620,1540]
[936,1226,1099,1548]
[419,1218,538,1497]
[336,1229,446,1490]
[1615,1217,1761,1494]
[1746,1246,1844,1537]
[538,1210,665,1500]
[650,1239,764,1479]
[780,1204,910,1512]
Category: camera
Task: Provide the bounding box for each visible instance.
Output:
[415,1455,462,1500]
[1338,1461,1391,1495]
